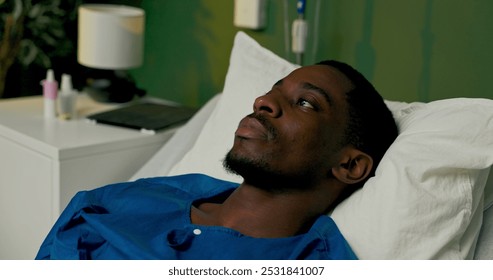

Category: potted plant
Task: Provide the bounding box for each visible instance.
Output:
[0,0,78,98]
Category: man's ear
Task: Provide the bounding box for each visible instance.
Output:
[331,148,373,185]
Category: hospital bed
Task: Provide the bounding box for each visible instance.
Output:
[130,32,493,259]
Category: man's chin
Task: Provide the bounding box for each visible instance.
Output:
[222,152,311,194]
[222,151,257,178]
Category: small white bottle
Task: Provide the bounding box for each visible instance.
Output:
[58,74,77,120]
[42,69,58,120]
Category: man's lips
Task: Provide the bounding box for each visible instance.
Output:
[235,115,269,140]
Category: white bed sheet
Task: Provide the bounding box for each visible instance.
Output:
[475,201,493,259]
[130,94,221,181]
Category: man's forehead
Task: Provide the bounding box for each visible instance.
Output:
[284,65,354,96]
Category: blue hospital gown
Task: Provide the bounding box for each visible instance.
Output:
[35,174,357,260]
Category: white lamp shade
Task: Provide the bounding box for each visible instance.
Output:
[78,4,145,70]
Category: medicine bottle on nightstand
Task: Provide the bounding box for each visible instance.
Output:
[58,74,78,120]
[42,69,58,119]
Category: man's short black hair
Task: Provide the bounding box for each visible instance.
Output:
[317,60,398,190]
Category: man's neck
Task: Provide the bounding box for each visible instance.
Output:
[191,182,337,238]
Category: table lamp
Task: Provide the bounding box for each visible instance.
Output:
[78,4,145,103]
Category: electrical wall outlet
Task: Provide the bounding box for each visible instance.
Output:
[234,0,267,30]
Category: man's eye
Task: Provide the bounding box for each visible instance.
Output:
[297,99,315,109]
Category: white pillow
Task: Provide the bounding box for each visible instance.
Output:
[168,31,493,259]
[332,99,493,259]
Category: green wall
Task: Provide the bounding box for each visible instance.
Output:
[132,0,493,107]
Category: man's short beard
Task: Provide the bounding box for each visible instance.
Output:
[222,150,316,194]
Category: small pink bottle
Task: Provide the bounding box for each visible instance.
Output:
[42,69,58,119]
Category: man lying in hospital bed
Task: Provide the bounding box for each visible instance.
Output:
[36,58,398,259]
[36,32,493,260]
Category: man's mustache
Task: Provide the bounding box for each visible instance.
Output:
[246,113,278,139]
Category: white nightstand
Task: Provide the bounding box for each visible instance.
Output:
[0,94,178,259]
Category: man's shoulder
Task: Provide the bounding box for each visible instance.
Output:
[309,215,358,259]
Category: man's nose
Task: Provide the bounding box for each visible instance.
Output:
[253,94,281,117]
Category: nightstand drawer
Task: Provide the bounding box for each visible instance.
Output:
[0,95,179,259]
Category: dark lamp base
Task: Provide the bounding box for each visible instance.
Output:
[83,70,146,103]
